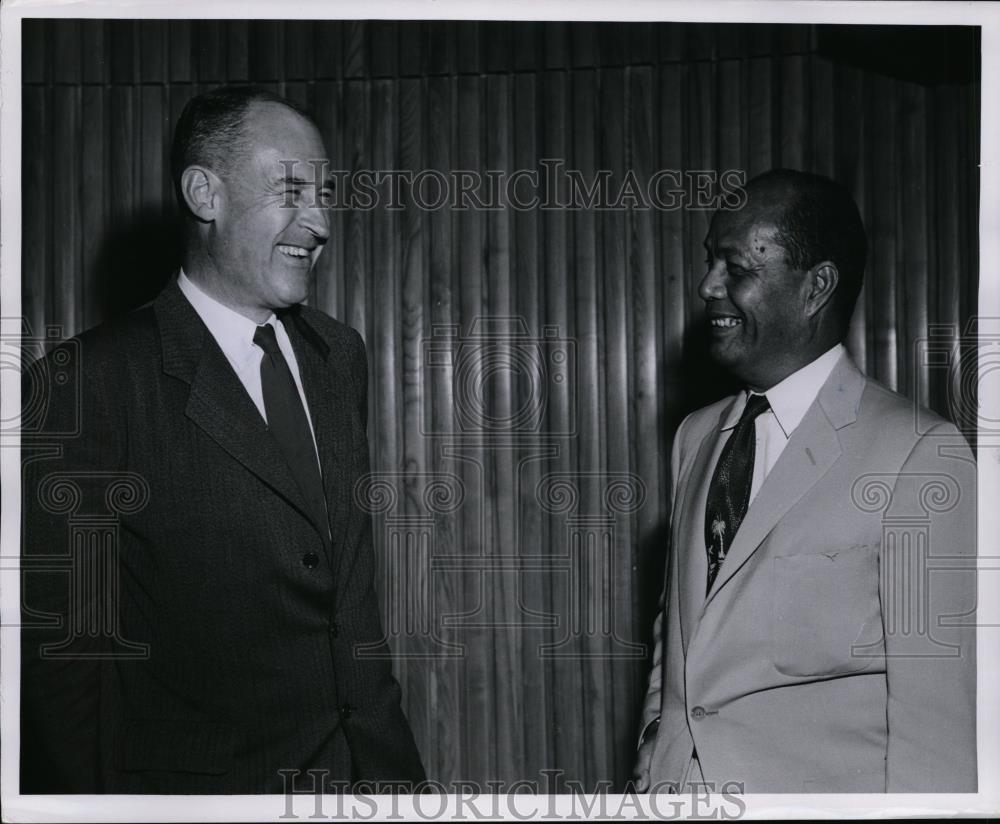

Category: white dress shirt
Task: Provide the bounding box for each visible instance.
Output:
[718,343,846,504]
[177,270,321,460]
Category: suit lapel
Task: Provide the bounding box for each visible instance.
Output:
[155,280,326,544]
[282,309,366,599]
[282,311,354,541]
[702,404,842,607]
[700,354,866,612]
[678,403,734,645]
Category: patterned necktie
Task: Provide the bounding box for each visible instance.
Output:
[704,393,771,593]
[254,322,328,533]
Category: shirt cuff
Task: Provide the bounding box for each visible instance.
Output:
[637,716,661,752]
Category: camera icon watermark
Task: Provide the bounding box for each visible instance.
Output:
[1,318,81,441]
[354,469,647,660]
[422,317,576,440]
[913,316,999,441]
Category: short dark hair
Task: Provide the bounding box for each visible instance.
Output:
[169,85,315,210]
[748,168,868,330]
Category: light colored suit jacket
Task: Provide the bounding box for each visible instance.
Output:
[640,353,977,793]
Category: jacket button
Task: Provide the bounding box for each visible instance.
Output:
[302,552,320,569]
[690,706,706,720]
[340,703,354,719]
[328,621,340,638]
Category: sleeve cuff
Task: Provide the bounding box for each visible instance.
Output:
[637,716,661,752]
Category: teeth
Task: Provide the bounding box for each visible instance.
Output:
[277,245,309,258]
[710,317,742,328]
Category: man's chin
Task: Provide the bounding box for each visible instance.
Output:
[707,344,757,386]
[707,340,743,369]
[272,272,314,307]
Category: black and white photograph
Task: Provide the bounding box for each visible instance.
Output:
[1,1,997,820]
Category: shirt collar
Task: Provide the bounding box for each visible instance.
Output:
[177,269,277,366]
[720,344,847,436]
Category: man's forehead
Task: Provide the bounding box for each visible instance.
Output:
[242,102,327,156]
[245,134,330,188]
[705,208,783,253]
[709,182,793,236]
[257,148,331,181]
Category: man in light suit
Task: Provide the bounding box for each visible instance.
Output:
[633,169,976,793]
[21,86,424,793]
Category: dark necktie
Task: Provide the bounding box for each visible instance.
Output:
[704,393,771,593]
[254,322,328,534]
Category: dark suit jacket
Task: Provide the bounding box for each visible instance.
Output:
[21,278,425,793]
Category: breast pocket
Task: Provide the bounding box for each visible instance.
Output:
[770,545,883,678]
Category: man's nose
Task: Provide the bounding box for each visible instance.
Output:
[298,196,330,243]
[698,260,726,302]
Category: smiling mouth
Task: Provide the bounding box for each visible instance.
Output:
[709,317,743,329]
[277,244,312,260]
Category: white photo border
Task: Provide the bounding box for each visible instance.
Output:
[1,1,997,820]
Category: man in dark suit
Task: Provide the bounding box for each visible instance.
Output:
[21,86,425,793]
[633,169,976,792]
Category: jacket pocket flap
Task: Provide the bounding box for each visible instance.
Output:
[115,719,234,775]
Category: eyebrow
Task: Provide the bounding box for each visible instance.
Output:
[704,240,743,257]
[274,174,337,189]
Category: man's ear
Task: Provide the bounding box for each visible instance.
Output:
[804,261,839,319]
[180,166,222,223]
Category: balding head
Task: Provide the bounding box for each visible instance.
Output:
[742,169,867,334]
